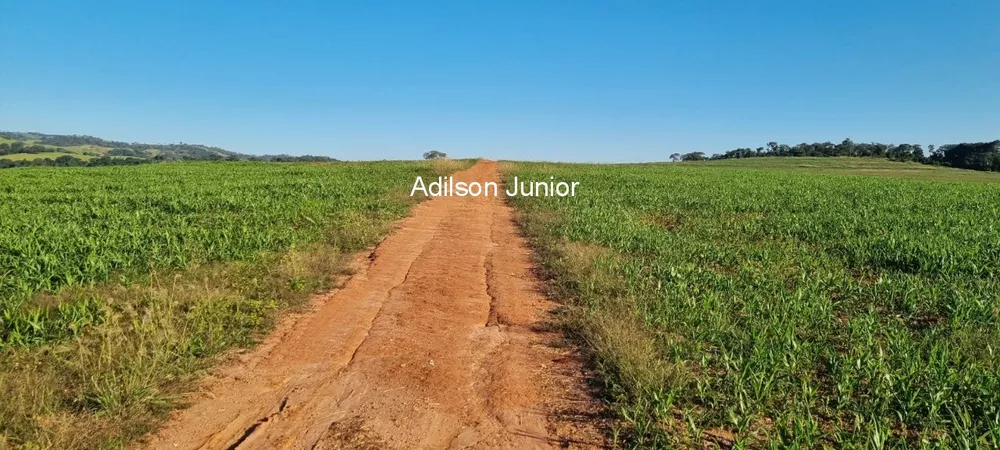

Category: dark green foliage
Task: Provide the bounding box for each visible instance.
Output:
[680,152,707,161]
[423,150,448,160]
[931,141,1000,171]
[0,142,54,156]
[262,154,340,162]
[0,155,149,168]
[712,138,1000,172]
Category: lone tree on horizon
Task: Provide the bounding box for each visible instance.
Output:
[681,152,707,161]
[423,150,448,160]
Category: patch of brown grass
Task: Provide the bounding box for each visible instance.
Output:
[324,211,401,253]
[0,243,347,449]
[579,298,688,396]
[557,242,627,298]
[427,158,475,177]
[641,213,684,231]
[554,242,687,397]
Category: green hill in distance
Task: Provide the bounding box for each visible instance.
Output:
[0,131,243,162]
[0,131,339,168]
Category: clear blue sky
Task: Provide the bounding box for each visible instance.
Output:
[1,1,997,162]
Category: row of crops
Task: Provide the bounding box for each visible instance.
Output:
[505,162,1000,448]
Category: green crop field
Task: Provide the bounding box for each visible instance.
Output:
[505,160,1000,448]
[0,160,468,448]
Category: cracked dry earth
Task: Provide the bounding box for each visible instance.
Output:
[142,161,605,450]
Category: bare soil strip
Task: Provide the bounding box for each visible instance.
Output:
[141,161,604,450]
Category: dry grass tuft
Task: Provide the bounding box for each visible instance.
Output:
[555,243,686,394]
[579,298,687,397]
[641,214,683,231]
[428,158,475,176]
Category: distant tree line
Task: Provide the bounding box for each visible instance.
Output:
[0,155,150,169]
[671,139,1000,172]
[670,152,707,162]
[255,155,340,163]
[0,142,73,156]
[929,141,1000,172]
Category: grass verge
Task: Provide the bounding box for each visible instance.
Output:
[514,211,690,448]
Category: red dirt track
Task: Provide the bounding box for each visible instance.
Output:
[142,161,603,449]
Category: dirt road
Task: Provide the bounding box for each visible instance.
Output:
[143,161,603,449]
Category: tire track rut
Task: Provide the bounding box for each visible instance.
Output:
[141,160,604,450]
